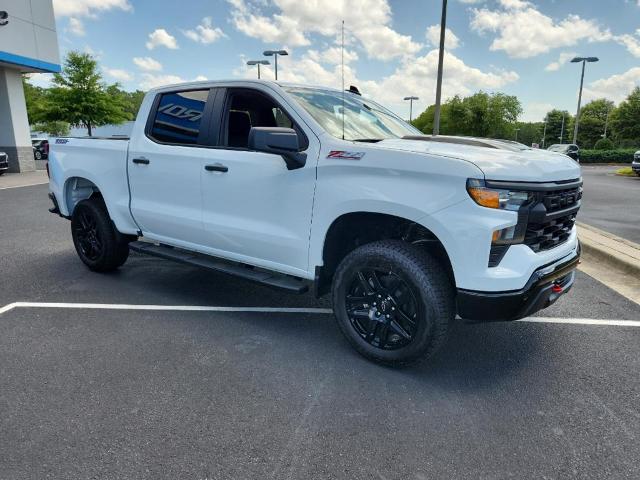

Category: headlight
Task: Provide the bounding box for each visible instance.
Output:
[466,178,534,211]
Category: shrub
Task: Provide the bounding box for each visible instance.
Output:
[579,148,637,163]
[593,138,614,150]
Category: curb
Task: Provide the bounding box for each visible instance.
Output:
[577,223,640,277]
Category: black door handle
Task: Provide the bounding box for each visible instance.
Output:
[205,164,228,173]
[132,158,150,165]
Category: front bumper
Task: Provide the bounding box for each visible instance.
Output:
[456,247,580,322]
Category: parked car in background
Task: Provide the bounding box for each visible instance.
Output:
[0,151,8,175]
[548,144,579,162]
[632,150,640,176]
[32,138,50,160]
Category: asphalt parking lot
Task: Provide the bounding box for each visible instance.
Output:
[581,164,640,243]
[2,183,640,479]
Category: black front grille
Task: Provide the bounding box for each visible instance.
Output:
[524,185,582,253]
[525,213,577,252]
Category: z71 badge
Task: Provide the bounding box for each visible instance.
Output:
[327,150,365,160]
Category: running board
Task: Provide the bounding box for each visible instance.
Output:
[129,241,309,294]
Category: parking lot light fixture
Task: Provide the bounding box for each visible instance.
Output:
[433,0,448,136]
[403,96,419,122]
[571,56,599,144]
[263,50,288,80]
[247,60,270,79]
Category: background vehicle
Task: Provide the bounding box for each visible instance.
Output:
[47,80,582,366]
[633,151,640,176]
[32,138,49,160]
[548,143,580,162]
[0,151,8,175]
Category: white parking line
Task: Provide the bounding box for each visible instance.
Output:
[0,182,49,190]
[0,301,639,326]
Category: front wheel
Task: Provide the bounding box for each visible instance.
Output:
[34,150,42,160]
[71,198,131,272]
[332,240,455,367]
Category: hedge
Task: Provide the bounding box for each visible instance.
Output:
[579,148,637,164]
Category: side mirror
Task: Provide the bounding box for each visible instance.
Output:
[247,127,307,170]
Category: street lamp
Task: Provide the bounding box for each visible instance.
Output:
[247,60,270,79]
[515,128,520,142]
[404,96,419,122]
[263,50,288,80]
[571,56,599,144]
[433,0,448,136]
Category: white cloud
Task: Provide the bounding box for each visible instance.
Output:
[425,25,460,50]
[228,0,421,61]
[470,0,612,58]
[67,17,85,36]
[521,102,554,122]
[103,67,133,82]
[53,0,131,17]
[234,48,518,117]
[25,73,53,89]
[139,74,208,90]
[307,47,359,65]
[458,0,484,3]
[133,57,163,72]
[615,33,640,57]
[146,29,178,50]
[183,17,226,44]
[544,51,577,72]
[583,67,640,103]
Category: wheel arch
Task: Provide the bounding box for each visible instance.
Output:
[315,211,455,297]
[63,176,103,216]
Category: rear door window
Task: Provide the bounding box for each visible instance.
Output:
[149,89,211,145]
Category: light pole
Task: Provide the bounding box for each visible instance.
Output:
[263,50,288,80]
[559,114,565,143]
[404,96,419,122]
[247,60,270,79]
[542,113,548,148]
[515,128,520,142]
[433,0,448,136]
[602,106,611,138]
[571,56,599,144]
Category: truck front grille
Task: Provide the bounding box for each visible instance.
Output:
[524,184,582,253]
[524,213,577,253]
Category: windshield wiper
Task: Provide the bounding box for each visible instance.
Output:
[352,138,384,143]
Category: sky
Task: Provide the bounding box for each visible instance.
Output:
[35,0,640,121]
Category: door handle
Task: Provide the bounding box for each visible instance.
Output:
[205,164,228,173]
[132,158,150,165]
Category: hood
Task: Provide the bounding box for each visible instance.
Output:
[375,137,581,182]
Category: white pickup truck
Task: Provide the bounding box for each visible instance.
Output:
[48,80,582,366]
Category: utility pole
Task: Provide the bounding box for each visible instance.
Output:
[433,0,447,136]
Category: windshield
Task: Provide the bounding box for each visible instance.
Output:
[285,87,421,141]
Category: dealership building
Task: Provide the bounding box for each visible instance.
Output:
[0,0,60,173]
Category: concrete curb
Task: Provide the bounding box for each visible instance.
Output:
[577,223,640,277]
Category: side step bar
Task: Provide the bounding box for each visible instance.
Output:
[129,241,309,294]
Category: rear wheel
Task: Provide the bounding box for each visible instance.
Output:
[71,198,131,272]
[332,240,454,367]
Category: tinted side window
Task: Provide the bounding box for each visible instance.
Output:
[150,90,209,145]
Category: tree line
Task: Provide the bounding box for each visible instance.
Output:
[411,90,640,149]
[24,51,144,136]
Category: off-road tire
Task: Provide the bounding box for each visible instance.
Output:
[71,198,130,272]
[332,240,454,367]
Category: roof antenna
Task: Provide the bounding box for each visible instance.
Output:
[341,19,345,140]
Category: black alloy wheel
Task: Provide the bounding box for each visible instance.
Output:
[345,268,419,350]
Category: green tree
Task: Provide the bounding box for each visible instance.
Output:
[41,51,129,136]
[411,91,522,139]
[515,122,543,147]
[575,99,614,148]
[541,109,572,147]
[610,87,640,145]
[33,121,71,136]
[23,77,47,125]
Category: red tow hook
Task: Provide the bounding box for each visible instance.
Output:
[551,284,563,294]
